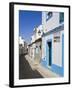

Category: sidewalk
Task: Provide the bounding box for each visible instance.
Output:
[25,55,36,70]
[25,55,60,78]
[36,64,60,78]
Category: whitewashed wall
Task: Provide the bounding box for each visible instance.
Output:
[42,12,47,32]
[42,37,46,59]
[31,35,35,43]
[46,13,59,31]
[36,25,43,40]
[42,30,64,67]
[53,33,61,67]
[42,12,62,33]
[42,34,53,62]
[31,25,42,43]
[32,43,36,60]
[19,36,24,47]
[53,30,64,67]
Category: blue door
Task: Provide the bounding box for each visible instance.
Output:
[48,41,52,66]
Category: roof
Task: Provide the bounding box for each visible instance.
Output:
[28,38,42,46]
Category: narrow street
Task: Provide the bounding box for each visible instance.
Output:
[19,54,43,79]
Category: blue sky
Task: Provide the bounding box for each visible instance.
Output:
[19,10,42,44]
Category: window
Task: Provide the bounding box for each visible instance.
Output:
[19,44,23,48]
[36,46,39,54]
[46,12,52,21]
[38,30,41,36]
[39,45,41,49]
[59,12,64,23]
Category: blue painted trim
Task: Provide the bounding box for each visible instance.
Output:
[46,39,52,66]
[41,39,52,68]
[46,42,48,66]
[42,24,64,37]
[47,34,64,76]
[59,12,64,23]
[50,64,64,76]
[41,34,64,76]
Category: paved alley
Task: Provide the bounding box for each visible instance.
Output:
[25,55,60,78]
[19,54,43,79]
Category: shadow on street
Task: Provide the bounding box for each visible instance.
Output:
[19,54,43,79]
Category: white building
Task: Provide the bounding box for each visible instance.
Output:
[41,12,64,76]
[19,36,24,47]
[19,36,28,54]
[29,25,43,64]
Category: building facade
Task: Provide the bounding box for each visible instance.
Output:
[41,12,64,76]
[28,25,43,64]
[19,36,28,55]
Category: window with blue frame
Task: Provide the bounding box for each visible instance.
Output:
[59,12,64,23]
[46,12,53,21]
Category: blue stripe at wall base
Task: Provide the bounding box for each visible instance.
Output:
[41,59,64,76]
[41,34,64,77]
[51,64,64,76]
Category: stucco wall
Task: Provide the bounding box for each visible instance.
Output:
[42,30,64,68]
[42,12,63,33]
[46,12,59,32]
